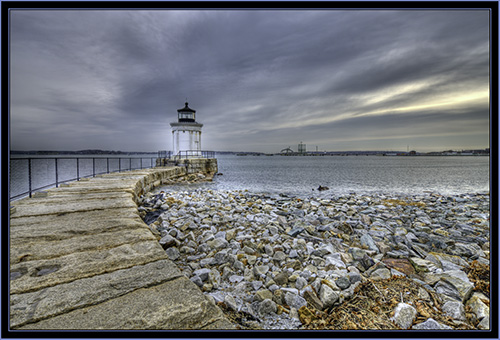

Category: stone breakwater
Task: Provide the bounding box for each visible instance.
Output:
[141,187,490,330]
[10,165,235,330]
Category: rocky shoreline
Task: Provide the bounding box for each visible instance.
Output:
[138,174,490,330]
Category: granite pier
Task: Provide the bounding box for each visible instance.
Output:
[9,159,234,330]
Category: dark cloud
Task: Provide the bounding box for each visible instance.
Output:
[9,9,490,152]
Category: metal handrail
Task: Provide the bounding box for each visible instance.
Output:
[158,150,172,158]
[9,156,159,201]
[173,150,216,160]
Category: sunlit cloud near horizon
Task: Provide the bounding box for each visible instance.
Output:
[10,9,490,153]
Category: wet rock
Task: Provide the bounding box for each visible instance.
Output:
[303,289,324,310]
[334,276,351,290]
[360,233,379,253]
[274,272,289,286]
[478,316,489,330]
[264,244,274,256]
[207,238,229,250]
[141,188,489,330]
[253,265,269,277]
[319,284,338,309]
[284,292,307,310]
[273,251,287,262]
[165,247,180,261]
[466,293,489,321]
[410,257,440,273]
[289,249,299,258]
[259,298,277,315]
[434,271,474,303]
[229,275,244,283]
[193,268,212,282]
[233,260,245,272]
[370,268,391,281]
[287,227,304,237]
[442,301,466,321]
[159,235,179,249]
[224,294,239,312]
[272,289,285,305]
[324,254,346,270]
[348,271,362,284]
[200,257,215,267]
[425,252,469,269]
[391,303,417,329]
[190,275,203,288]
[360,254,375,270]
[254,289,273,302]
[382,258,415,276]
[295,277,308,290]
[412,318,452,330]
[449,242,485,258]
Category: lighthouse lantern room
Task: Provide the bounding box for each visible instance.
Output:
[170,102,203,157]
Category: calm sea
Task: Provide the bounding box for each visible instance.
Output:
[10,153,490,200]
[161,154,490,197]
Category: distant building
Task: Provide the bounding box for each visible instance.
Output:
[170,102,203,157]
[298,142,306,154]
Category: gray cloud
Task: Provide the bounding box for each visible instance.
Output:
[9,8,490,152]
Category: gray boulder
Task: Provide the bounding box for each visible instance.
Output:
[284,292,307,310]
[360,233,379,253]
[318,284,339,309]
[442,301,466,321]
[259,299,277,315]
[391,303,416,329]
[412,318,452,330]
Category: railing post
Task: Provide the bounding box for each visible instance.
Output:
[28,158,32,198]
[129,158,132,171]
[76,158,80,181]
[55,158,59,188]
[107,158,110,173]
[119,159,121,172]
[93,158,96,177]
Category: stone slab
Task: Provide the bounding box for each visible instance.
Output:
[10,196,138,218]
[10,213,146,240]
[9,208,140,227]
[10,226,156,265]
[10,241,166,294]
[18,276,235,330]
[11,259,182,328]
[11,190,133,203]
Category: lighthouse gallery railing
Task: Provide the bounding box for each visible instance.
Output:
[172,150,216,160]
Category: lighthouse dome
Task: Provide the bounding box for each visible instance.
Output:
[177,102,196,122]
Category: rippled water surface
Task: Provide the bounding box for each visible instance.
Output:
[162,154,490,197]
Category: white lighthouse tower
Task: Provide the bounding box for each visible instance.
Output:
[170,102,203,158]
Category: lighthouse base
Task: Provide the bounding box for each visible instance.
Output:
[156,157,218,176]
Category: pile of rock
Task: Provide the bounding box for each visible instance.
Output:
[139,188,490,330]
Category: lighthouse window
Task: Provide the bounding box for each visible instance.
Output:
[179,112,192,119]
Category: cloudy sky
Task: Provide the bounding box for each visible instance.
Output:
[10,8,490,153]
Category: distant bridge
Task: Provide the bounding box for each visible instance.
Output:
[280,147,294,154]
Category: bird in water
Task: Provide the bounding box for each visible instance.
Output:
[317,185,329,191]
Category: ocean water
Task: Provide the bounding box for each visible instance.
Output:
[161,154,490,197]
[10,153,490,200]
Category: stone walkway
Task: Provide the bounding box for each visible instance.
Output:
[9,167,234,330]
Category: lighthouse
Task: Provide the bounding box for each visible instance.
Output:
[170,102,203,157]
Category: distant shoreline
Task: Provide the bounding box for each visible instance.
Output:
[10,150,490,157]
[10,150,158,156]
